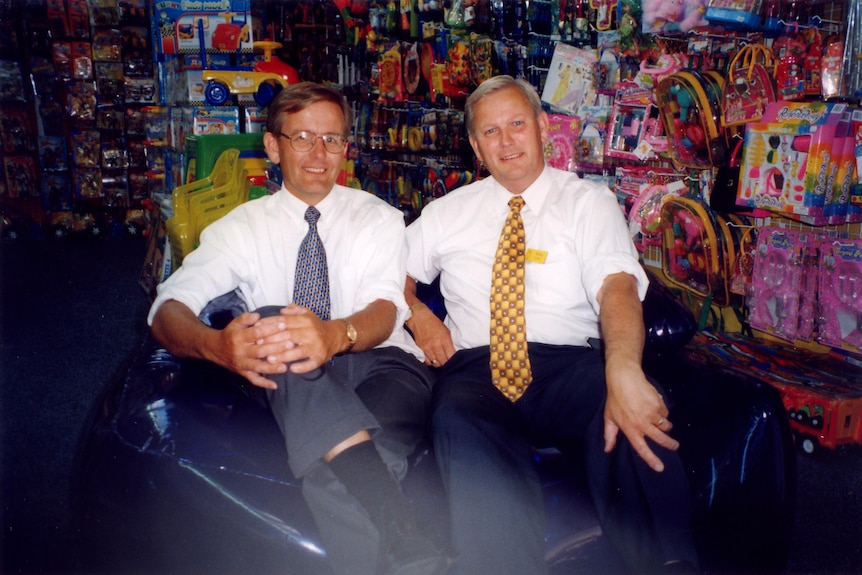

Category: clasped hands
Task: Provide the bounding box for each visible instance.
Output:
[216,304,338,390]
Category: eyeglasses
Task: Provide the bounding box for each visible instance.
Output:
[277,131,347,154]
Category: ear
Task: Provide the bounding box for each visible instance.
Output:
[538,111,550,144]
[263,132,281,165]
[468,134,483,164]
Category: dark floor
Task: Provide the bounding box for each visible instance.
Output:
[1,236,861,574]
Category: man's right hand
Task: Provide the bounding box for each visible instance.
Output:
[405,305,456,367]
[216,312,295,389]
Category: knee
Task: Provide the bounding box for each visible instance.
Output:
[254,305,284,319]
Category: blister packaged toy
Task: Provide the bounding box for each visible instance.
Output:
[818,239,862,353]
[545,113,581,172]
[747,226,814,342]
[605,80,660,161]
[629,179,685,251]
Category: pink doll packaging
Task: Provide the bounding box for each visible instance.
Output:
[818,239,862,353]
[747,226,814,343]
[545,113,581,172]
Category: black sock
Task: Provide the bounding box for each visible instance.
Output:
[327,441,413,530]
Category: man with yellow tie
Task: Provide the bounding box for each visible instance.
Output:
[404,75,699,575]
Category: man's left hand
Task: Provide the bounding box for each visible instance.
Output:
[602,358,679,472]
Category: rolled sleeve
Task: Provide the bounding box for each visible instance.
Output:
[576,182,649,313]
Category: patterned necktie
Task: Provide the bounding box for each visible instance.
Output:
[293,206,330,320]
[490,196,532,401]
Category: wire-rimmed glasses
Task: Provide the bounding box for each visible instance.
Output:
[277,131,347,154]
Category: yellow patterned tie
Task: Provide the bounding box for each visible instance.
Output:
[490,196,532,401]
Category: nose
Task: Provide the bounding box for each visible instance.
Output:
[308,136,328,155]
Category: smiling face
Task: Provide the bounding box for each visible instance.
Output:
[467,85,549,196]
[263,100,346,206]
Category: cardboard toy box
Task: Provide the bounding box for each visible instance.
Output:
[736,102,848,223]
[191,106,240,136]
[152,0,254,56]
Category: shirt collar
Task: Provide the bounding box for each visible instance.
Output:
[278,184,339,221]
[489,166,552,215]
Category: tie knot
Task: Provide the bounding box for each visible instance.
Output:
[304,206,321,225]
[508,196,525,212]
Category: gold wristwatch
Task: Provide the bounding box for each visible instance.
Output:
[342,319,357,354]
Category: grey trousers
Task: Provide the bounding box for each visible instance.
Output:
[260,309,433,575]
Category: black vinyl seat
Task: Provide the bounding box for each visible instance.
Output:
[72,273,795,575]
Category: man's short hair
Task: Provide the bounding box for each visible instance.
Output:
[265,82,354,138]
[464,75,542,137]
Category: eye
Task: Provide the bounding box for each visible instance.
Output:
[323,134,344,146]
[294,131,313,143]
[483,127,498,137]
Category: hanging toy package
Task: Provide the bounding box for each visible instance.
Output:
[747,226,817,343]
[839,0,862,101]
[818,239,862,353]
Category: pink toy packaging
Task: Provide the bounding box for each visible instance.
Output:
[605,81,658,161]
[545,113,581,172]
[642,0,708,34]
[851,110,862,221]
[747,226,817,343]
[818,239,862,353]
[825,114,859,225]
[736,102,847,223]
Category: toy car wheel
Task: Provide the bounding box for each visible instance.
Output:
[255,82,280,106]
[797,433,818,455]
[205,81,230,106]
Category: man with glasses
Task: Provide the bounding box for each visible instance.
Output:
[148,82,447,575]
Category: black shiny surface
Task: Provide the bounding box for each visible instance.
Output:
[73,281,794,575]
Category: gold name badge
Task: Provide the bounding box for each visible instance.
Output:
[526,249,548,264]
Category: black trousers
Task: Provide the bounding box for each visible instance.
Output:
[260,308,435,575]
[432,344,698,575]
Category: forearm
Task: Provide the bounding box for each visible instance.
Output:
[403,276,437,334]
[597,272,645,368]
[334,298,397,355]
[150,299,221,363]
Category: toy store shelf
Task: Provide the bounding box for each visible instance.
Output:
[679,331,862,453]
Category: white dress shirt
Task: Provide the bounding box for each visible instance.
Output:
[405,166,649,350]
[148,184,422,358]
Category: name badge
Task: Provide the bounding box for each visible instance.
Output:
[526,249,548,264]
